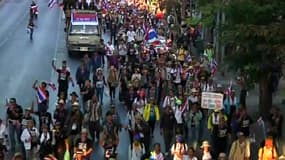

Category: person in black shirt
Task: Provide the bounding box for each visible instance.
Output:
[237,107,253,137]
[6,98,23,153]
[53,99,68,129]
[80,79,94,113]
[212,116,230,159]
[32,109,52,132]
[74,129,93,160]
[32,80,49,113]
[52,60,74,101]
[160,106,176,154]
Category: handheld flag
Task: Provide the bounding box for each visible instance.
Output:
[47,82,57,91]
[37,87,47,103]
[145,28,158,41]
[48,0,58,8]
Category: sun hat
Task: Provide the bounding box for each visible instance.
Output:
[200,141,211,148]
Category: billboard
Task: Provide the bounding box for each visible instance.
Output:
[201,92,224,110]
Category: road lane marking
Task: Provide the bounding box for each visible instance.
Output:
[50,9,63,81]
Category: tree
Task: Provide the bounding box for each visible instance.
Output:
[199,0,285,114]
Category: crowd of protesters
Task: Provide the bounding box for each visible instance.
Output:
[0,0,284,160]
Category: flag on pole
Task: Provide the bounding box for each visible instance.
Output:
[145,28,158,41]
[47,82,57,91]
[48,0,58,8]
[180,98,188,113]
[211,59,218,76]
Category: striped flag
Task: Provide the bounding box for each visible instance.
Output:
[211,59,218,76]
[180,98,188,113]
[47,82,57,91]
[48,0,58,8]
[37,87,47,103]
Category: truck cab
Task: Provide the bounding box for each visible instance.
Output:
[66,10,102,55]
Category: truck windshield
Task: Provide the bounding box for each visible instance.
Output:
[70,25,99,35]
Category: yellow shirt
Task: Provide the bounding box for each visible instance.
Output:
[258,147,277,160]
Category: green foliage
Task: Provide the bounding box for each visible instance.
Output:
[198,0,285,91]
[186,16,201,26]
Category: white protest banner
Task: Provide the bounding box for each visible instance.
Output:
[201,92,224,110]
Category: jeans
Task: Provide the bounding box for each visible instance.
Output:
[8,123,21,152]
[96,87,104,104]
[188,126,199,149]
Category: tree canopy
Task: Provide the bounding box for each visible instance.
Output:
[199,0,285,113]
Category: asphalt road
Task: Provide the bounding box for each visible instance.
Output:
[0,0,265,159]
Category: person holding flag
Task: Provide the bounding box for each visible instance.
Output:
[33,80,55,113]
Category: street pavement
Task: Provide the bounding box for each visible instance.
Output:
[0,0,284,159]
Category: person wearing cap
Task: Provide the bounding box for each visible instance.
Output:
[143,97,160,137]
[52,59,74,101]
[65,101,83,151]
[258,136,278,160]
[13,152,24,160]
[87,95,102,142]
[199,141,212,160]
[185,102,202,149]
[39,124,53,159]
[171,135,188,160]
[218,152,227,160]
[75,59,90,89]
[93,67,106,104]
[229,132,250,160]
[53,99,68,129]
[129,133,145,160]
[21,106,36,130]
[6,98,23,153]
[74,129,93,160]
[66,91,79,112]
[20,120,39,160]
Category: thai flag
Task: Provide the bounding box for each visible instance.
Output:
[145,28,158,42]
[37,87,47,103]
[48,0,58,8]
[211,59,217,76]
[47,82,57,91]
[180,98,188,113]
[225,80,233,96]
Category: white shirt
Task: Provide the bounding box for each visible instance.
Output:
[183,155,198,160]
[162,96,177,108]
[127,30,136,42]
[129,144,145,160]
[0,124,6,139]
[202,151,212,160]
[21,127,39,150]
[175,107,183,124]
